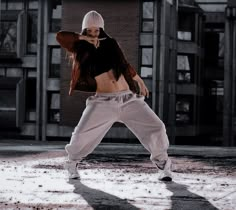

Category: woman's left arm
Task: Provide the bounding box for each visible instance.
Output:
[132,74,149,98]
[111,38,149,97]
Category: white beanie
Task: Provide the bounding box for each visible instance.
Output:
[82,10,104,30]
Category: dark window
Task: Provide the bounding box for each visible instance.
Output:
[49,47,61,78]
[27,11,38,44]
[49,1,61,32]
[0,21,17,56]
[205,31,224,69]
[47,92,60,123]
[176,96,193,124]
[25,78,36,122]
[1,0,24,10]
[177,54,194,83]
[26,10,38,54]
[178,12,195,41]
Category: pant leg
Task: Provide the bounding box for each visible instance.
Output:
[120,94,169,165]
[65,95,117,161]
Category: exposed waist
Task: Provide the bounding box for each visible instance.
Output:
[95,90,133,97]
[95,71,130,93]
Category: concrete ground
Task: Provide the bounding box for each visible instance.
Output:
[0,140,235,210]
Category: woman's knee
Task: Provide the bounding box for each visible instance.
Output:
[154,121,166,133]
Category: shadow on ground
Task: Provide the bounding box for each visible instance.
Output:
[69,179,139,210]
[68,179,220,210]
[166,181,218,210]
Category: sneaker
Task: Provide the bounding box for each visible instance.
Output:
[158,158,172,182]
[64,160,80,179]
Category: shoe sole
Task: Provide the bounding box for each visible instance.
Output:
[69,176,80,180]
[160,176,172,182]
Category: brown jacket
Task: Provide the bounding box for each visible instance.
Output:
[56,31,138,95]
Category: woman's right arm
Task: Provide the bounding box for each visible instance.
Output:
[56,31,80,52]
[56,31,99,52]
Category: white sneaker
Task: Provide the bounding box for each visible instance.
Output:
[158,158,172,182]
[64,160,80,179]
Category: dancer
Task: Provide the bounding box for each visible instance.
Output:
[56,10,172,181]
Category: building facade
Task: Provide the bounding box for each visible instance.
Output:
[0,0,235,146]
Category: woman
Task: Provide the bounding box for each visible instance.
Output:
[56,10,172,181]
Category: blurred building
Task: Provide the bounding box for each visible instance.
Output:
[0,0,235,146]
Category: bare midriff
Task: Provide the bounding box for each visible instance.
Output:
[95,69,130,93]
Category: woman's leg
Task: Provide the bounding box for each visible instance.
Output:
[65,96,117,161]
[120,94,172,181]
[120,95,170,167]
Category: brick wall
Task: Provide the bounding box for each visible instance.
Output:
[60,0,140,126]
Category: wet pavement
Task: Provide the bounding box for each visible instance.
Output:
[0,140,235,210]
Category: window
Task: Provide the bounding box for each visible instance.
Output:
[0,1,38,57]
[28,1,38,10]
[27,10,38,54]
[1,0,24,10]
[0,68,6,77]
[178,12,195,41]
[0,89,17,127]
[49,1,62,32]
[205,31,224,69]
[218,32,224,68]
[0,20,17,57]
[142,21,154,32]
[143,2,154,19]
[140,1,154,78]
[142,48,153,65]
[178,31,192,41]
[177,54,194,83]
[176,96,193,124]
[196,1,227,13]
[141,66,152,78]
[47,92,60,123]
[6,68,22,77]
[0,77,24,128]
[49,47,61,78]
[25,78,36,122]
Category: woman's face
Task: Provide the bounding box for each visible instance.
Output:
[86,27,100,38]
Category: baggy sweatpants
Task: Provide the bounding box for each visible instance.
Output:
[65,90,169,165]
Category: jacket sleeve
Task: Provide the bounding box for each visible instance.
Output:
[111,38,137,78]
[56,30,80,52]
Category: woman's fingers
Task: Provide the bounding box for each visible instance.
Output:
[139,83,149,98]
[146,87,149,98]
[86,37,98,44]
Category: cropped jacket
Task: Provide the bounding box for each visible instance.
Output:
[56,30,138,95]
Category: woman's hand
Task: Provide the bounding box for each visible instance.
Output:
[79,35,99,47]
[138,81,149,98]
[133,75,149,98]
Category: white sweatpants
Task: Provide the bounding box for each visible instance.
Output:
[65,90,170,166]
